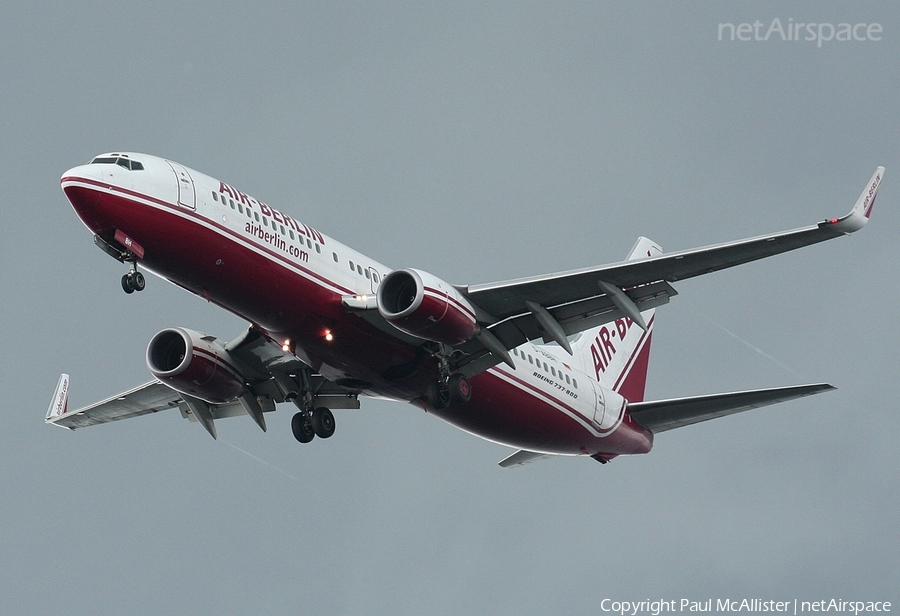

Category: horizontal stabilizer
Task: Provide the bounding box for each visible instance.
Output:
[628,383,835,433]
[498,449,552,468]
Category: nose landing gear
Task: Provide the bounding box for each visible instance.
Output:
[121,265,145,294]
[91,234,147,294]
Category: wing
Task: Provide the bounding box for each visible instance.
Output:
[627,383,835,433]
[346,168,883,376]
[45,327,359,437]
[46,376,183,430]
[462,168,883,322]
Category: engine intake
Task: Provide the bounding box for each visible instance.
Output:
[377,268,478,345]
[146,327,246,403]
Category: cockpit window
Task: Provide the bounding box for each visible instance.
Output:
[90,156,144,170]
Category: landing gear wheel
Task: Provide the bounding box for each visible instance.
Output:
[121,273,135,294]
[132,271,145,292]
[312,407,335,439]
[448,373,472,405]
[291,412,315,443]
[426,381,451,410]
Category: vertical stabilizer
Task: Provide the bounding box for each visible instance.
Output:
[572,238,661,402]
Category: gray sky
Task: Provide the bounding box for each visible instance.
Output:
[1,2,898,614]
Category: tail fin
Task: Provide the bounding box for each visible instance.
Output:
[46,374,70,423]
[572,238,661,402]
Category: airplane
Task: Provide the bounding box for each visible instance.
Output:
[46,153,883,466]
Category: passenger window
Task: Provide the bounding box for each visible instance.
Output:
[543,362,548,372]
[528,355,533,364]
[357,264,363,275]
[230,201,235,210]
[254,212,260,222]
[280,225,286,234]
[238,204,244,214]
[573,379,578,388]
[307,238,312,248]
[349,260,355,271]
[289,229,295,240]
[365,269,370,279]
[315,244,321,254]
[333,252,338,263]
[565,374,570,384]
[551,367,556,377]
[212,192,218,202]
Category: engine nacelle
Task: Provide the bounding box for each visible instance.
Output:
[377,268,478,345]
[146,327,246,403]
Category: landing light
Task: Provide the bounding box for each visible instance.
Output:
[282,339,291,352]
[325,330,334,342]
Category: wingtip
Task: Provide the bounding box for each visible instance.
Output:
[824,167,884,234]
[45,373,70,422]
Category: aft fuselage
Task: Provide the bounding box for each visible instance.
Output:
[61,153,653,458]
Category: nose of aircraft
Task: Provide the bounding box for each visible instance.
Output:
[60,162,102,187]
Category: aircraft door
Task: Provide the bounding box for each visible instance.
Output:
[589,380,625,432]
[592,380,607,428]
[166,160,196,210]
[369,267,381,295]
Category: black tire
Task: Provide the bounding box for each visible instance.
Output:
[448,373,472,405]
[132,271,146,291]
[121,273,135,294]
[291,412,315,443]
[426,381,451,410]
[312,407,335,439]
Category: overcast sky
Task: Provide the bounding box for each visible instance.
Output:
[1,2,898,614]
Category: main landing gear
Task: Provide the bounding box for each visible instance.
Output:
[426,353,472,410]
[291,407,335,443]
[289,372,337,443]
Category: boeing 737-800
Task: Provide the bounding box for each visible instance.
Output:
[46,153,883,466]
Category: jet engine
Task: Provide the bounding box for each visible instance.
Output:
[377,268,478,345]
[146,327,246,403]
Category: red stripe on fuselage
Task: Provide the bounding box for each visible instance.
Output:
[62,176,352,296]
[612,314,654,402]
[428,368,653,455]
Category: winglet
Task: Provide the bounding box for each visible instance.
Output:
[46,374,72,428]
[822,167,884,234]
